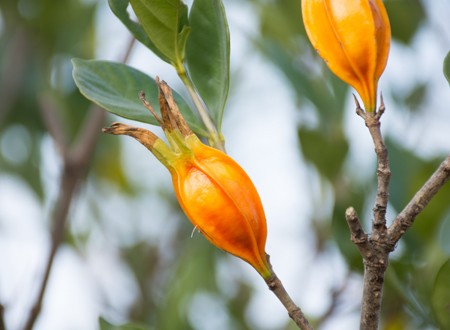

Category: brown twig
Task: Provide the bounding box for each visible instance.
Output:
[265,270,313,330]
[22,37,136,330]
[359,253,389,330]
[349,98,450,330]
[352,98,393,329]
[354,95,390,237]
[345,207,391,330]
[345,207,370,255]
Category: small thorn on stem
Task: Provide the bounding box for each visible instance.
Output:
[139,90,164,126]
[376,92,386,119]
[353,94,366,119]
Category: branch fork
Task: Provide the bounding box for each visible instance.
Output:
[346,96,450,329]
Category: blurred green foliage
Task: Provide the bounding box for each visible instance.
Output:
[384,0,425,44]
[432,259,450,329]
[0,0,449,329]
[445,52,450,84]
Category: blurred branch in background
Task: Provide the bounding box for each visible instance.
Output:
[22,105,105,330]
[22,36,136,330]
[0,304,5,330]
[314,273,351,328]
[0,29,30,126]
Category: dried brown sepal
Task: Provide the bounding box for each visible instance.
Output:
[102,122,159,151]
[155,77,192,137]
[139,91,164,127]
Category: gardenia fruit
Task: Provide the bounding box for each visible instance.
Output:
[302,0,391,111]
[103,79,272,279]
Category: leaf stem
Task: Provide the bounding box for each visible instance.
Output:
[177,67,226,152]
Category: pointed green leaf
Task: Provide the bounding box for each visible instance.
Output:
[108,0,171,63]
[444,51,450,85]
[129,0,189,66]
[431,259,450,329]
[185,0,230,131]
[72,59,207,136]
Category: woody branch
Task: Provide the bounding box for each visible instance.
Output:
[347,98,450,330]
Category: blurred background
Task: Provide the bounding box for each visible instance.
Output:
[0,0,449,329]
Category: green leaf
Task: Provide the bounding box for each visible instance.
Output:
[444,51,450,85]
[298,127,349,180]
[129,0,189,66]
[185,0,230,131]
[431,259,450,329]
[108,0,171,63]
[71,59,208,136]
[384,0,425,44]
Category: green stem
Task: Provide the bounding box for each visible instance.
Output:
[177,66,226,152]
